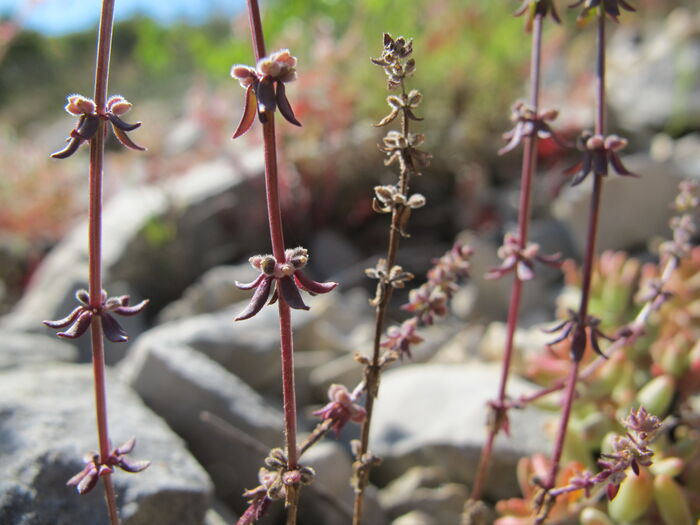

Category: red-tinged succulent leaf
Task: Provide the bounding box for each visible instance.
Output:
[233,84,257,139]
[115,437,136,455]
[235,276,273,321]
[235,272,266,290]
[279,276,309,310]
[108,113,141,132]
[51,136,83,159]
[294,271,338,294]
[101,313,128,342]
[114,299,149,317]
[117,458,150,473]
[112,126,146,151]
[607,482,620,501]
[44,306,84,329]
[276,82,301,127]
[57,310,93,339]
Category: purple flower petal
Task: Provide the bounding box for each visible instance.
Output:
[279,276,309,311]
[256,77,277,122]
[516,260,535,281]
[76,115,100,140]
[235,273,266,290]
[276,82,301,127]
[113,299,149,316]
[50,136,83,159]
[609,152,636,176]
[57,310,93,339]
[235,276,273,321]
[112,126,146,151]
[44,306,83,329]
[117,458,150,473]
[115,437,135,455]
[107,113,141,131]
[101,313,129,343]
[233,84,258,139]
[294,271,337,294]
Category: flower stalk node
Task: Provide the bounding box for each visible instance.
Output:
[486,233,561,281]
[498,101,567,155]
[43,289,148,342]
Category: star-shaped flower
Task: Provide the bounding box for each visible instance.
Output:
[312,384,367,434]
[234,247,337,321]
[498,102,567,156]
[67,437,149,495]
[570,0,635,23]
[486,233,561,281]
[51,95,144,159]
[565,131,636,186]
[44,289,148,342]
[231,49,301,138]
[514,0,562,32]
[380,318,424,358]
[543,309,615,361]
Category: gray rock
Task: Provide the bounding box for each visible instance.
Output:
[369,363,550,500]
[123,299,324,397]
[671,133,700,180]
[204,501,238,525]
[273,439,388,525]
[0,331,77,369]
[391,511,438,525]
[0,363,212,525]
[310,229,363,281]
[552,154,680,255]
[2,154,265,363]
[608,10,700,132]
[156,263,257,323]
[119,340,283,515]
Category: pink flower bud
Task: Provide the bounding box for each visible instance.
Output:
[107,95,132,116]
[65,95,96,116]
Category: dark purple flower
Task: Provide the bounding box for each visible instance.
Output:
[51,95,145,159]
[67,438,149,495]
[312,384,367,434]
[231,49,301,138]
[44,289,148,342]
[565,131,636,186]
[514,0,562,31]
[234,247,337,321]
[486,233,561,281]
[543,309,615,361]
[380,318,424,358]
[498,102,567,155]
[570,0,635,23]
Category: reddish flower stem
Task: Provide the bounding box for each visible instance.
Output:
[470,13,544,501]
[538,13,607,516]
[88,0,119,522]
[244,1,299,521]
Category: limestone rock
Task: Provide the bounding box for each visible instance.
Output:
[0,363,212,525]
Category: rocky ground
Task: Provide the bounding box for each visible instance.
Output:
[1,11,699,525]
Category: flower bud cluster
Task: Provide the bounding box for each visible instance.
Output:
[371,33,415,90]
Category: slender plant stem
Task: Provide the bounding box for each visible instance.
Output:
[539,13,607,515]
[244,2,299,522]
[353,80,413,525]
[88,0,119,522]
[470,13,544,501]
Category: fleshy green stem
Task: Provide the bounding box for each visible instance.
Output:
[471,12,544,501]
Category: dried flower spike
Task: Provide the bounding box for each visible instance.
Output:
[51,94,144,159]
[231,48,301,138]
[44,289,148,342]
[234,247,337,321]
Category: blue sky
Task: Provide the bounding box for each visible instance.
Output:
[0,0,243,35]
